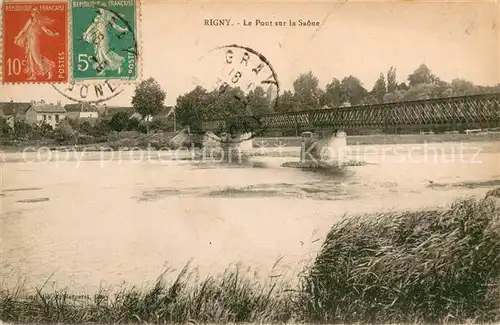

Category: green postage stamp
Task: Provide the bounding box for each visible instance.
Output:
[71,0,139,81]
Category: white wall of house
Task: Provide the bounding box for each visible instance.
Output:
[130,112,154,122]
[38,113,66,128]
[79,112,98,118]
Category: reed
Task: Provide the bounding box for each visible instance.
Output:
[298,195,500,324]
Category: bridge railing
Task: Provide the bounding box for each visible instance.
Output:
[201,92,500,132]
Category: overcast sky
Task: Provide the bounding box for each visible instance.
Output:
[1,0,498,106]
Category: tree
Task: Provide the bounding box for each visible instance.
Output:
[293,71,322,110]
[442,88,454,97]
[247,86,272,115]
[0,117,12,139]
[371,73,387,103]
[208,86,247,119]
[323,78,342,108]
[110,111,130,132]
[401,84,433,101]
[360,95,378,105]
[464,86,481,96]
[340,75,368,105]
[276,90,294,112]
[407,64,437,87]
[13,118,32,140]
[397,82,409,91]
[54,120,75,144]
[383,90,406,103]
[434,80,450,97]
[387,66,397,93]
[175,86,210,132]
[484,84,500,93]
[92,119,112,136]
[450,78,475,96]
[131,77,166,134]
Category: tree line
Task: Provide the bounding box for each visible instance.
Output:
[174,63,500,131]
[1,63,499,143]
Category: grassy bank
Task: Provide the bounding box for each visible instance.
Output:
[1,192,499,324]
[0,131,177,152]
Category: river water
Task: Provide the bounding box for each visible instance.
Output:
[1,141,499,294]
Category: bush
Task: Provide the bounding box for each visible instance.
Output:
[150,116,170,131]
[110,111,131,132]
[92,119,112,137]
[40,122,54,138]
[78,121,93,135]
[13,119,32,140]
[106,130,120,142]
[54,120,76,144]
[126,117,142,132]
[76,134,95,145]
[0,117,12,139]
[66,117,79,130]
[137,121,148,133]
[298,196,500,324]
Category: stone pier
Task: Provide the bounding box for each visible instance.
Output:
[210,132,253,163]
[300,130,348,165]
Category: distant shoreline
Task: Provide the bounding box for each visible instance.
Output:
[1,132,499,154]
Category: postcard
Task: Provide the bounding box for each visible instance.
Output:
[1,1,499,324]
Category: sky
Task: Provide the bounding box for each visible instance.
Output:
[0,0,498,107]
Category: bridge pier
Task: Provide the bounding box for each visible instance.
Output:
[219,132,253,163]
[300,130,347,165]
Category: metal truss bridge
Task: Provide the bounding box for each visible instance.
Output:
[201,93,500,134]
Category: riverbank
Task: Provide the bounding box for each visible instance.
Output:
[1,131,499,153]
[2,192,499,324]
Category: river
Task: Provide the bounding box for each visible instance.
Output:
[1,141,499,294]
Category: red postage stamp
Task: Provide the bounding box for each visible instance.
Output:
[2,1,68,83]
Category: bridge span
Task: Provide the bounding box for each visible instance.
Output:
[201,92,500,134]
[198,92,500,164]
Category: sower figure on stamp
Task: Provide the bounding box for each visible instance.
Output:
[14,8,59,81]
[83,8,129,75]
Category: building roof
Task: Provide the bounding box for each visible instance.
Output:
[31,103,66,113]
[0,102,32,116]
[64,103,98,112]
[105,106,135,116]
[161,106,174,116]
[129,106,174,120]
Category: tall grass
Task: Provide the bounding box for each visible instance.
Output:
[1,193,499,324]
[0,262,296,324]
[298,195,500,324]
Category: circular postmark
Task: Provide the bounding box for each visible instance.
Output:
[193,44,280,140]
[51,79,126,104]
[52,3,138,103]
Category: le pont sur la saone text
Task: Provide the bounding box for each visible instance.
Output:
[204,18,320,27]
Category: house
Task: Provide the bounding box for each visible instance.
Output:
[64,103,99,120]
[0,101,33,129]
[129,106,174,122]
[25,100,66,128]
[4,116,16,129]
[0,101,32,117]
[100,105,135,120]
